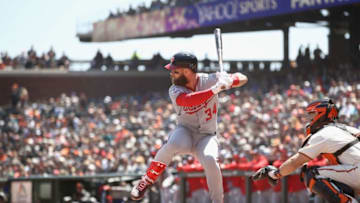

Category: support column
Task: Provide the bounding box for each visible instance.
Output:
[349,6,360,65]
[245,176,252,203]
[283,26,289,68]
[328,9,349,63]
[281,177,288,203]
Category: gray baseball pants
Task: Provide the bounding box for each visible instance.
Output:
[154,125,223,203]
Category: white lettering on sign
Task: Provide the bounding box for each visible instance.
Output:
[291,0,345,9]
[196,0,238,24]
[239,0,278,15]
[196,0,278,24]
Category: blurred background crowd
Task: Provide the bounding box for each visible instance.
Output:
[0,60,359,178]
[0,45,333,73]
[0,51,359,203]
[1,0,359,202]
[0,47,70,71]
[107,0,216,19]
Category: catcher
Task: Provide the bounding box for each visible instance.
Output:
[252,99,360,203]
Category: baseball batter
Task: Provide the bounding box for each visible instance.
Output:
[131,52,248,203]
[252,99,360,203]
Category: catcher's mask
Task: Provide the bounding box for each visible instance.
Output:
[305,98,338,134]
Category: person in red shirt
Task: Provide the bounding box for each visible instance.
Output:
[221,153,241,202]
[248,149,273,202]
[177,157,210,202]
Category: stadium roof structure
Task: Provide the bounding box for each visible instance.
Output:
[77,0,360,42]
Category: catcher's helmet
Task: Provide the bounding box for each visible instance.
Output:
[164,52,197,73]
[305,98,338,134]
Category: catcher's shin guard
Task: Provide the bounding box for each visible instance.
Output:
[130,161,166,200]
[302,166,357,203]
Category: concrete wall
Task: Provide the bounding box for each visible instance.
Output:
[0,71,170,105]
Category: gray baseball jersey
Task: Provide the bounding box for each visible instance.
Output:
[155,72,224,203]
[169,73,218,134]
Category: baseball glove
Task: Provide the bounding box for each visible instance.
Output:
[251,165,280,186]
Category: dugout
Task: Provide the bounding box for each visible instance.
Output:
[4,171,308,203]
[7,173,142,203]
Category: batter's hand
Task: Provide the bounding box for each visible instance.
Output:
[252,165,281,186]
[211,72,233,94]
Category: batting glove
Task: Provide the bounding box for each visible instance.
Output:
[252,165,281,186]
[211,72,233,94]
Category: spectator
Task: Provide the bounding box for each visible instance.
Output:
[62,182,96,203]
[91,50,104,70]
[303,46,311,67]
[15,52,27,68]
[130,51,140,70]
[150,52,165,70]
[104,54,114,70]
[27,46,36,58]
[313,45,323,64]
[47,46,57,68]
[24,46,38,69]
[57,52,70,69]
[1,52,11,67]
[296,46,304,67]
[0,59,5,70]
[18,86,29,108]
[10,83,20,109]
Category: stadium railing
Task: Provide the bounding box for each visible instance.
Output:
[1,170,321,203]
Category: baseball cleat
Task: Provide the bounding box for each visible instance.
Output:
[131,177,152,200]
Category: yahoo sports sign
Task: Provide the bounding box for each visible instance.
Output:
[92,0,359,42]
[175,0,359,30]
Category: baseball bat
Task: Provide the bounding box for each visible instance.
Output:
[214,28,224,72]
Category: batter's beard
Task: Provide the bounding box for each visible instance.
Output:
[172,75,188,86]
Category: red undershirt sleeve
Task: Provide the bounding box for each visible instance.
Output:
[176,89,214,107]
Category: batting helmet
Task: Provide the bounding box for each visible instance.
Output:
[305,98,338,134]
[164,52,197,73]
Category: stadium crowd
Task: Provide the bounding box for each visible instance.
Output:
[0,45,330,73]
[0,48,359,202]
[107,0,216,19]
[0,47,70,71]
[0,59,359,178]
